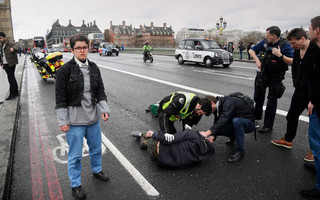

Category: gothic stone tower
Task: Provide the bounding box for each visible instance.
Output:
[0,0,14,41]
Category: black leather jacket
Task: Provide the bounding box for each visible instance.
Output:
[55,58,107,109]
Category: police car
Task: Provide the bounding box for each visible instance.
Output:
[175,38,233,68]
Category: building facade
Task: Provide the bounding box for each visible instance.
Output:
[108,21,175,48]
[0,0,14,41]
[46,19,102,48]
[175,28,206,43]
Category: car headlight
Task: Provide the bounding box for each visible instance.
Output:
[229,53,233,57]
[215,53,219,57]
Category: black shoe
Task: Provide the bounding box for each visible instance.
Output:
[93,171,110,181]
[301,188,320,199]
[259,127,273,134]
[72,185,86,199]
[6,95,17,100]
[304,162,316,173]
[0,101,3,104]
[131,131,141,138]
[227,151,244,163]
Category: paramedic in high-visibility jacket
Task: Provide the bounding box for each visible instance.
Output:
[156,91,213,135]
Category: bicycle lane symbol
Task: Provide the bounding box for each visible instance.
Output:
[52,133,107,164]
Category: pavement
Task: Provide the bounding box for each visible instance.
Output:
[0,54,26,199]
[0,53,253,199]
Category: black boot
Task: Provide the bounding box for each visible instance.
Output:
[228,151,244,163]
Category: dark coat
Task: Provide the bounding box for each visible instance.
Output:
[0,39,18,66]
[55,57,107,109]
[309,47,320,117]
[210,96,255,138]
[292,41,318,92]
[156,129,214,168]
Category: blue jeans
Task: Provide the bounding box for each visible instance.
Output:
[309,110,320,191]
[66,120,102,187]
[217,118,255,152]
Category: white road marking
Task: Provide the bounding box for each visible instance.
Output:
[193,69,254,80]
[101,133,160,196]
[98,64,309,123]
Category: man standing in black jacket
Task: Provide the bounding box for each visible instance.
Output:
[271,28,318,151]
[55,34,110,199]
[199,95,256,163]
[300,16,320,199]
[131,129,215,168]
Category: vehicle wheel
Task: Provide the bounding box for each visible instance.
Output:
[223,64,230,68]
[150,57,153,63]
[204,57,213,68]
[116,53,119,56]
[178,55,184,65]
[43,78,47,82]
[143,57,146,62]
[99,53,101,56]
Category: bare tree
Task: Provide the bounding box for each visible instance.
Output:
[240,31,264,46]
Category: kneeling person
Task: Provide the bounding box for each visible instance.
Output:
[131,129,214,168]
[199,94,256,163]
[156,91,211,134]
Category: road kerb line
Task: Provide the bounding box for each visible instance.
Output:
[101,133,160,196]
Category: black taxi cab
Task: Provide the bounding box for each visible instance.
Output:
[175,38,233,68]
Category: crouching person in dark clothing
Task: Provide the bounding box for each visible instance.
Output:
[199,95,256,163]
[131,129,214,168]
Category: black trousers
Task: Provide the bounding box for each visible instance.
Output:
[284,89,309,142]
[254,75,282,128]
[158,111,177,134]
[4,64,18,96]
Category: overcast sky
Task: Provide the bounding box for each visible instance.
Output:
[10,0,320,40]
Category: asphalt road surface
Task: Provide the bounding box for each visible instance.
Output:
[9,52,312,200]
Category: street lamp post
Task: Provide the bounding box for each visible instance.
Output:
[216,16,227,45]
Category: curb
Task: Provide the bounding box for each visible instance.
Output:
[0,55,26,199]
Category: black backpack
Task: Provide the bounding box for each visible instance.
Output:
[229,92,255,115]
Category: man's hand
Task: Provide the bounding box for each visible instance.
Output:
[146,131,154,138]
[199,130,212,137]
[101,113,109,121]
[184,124,192,130]
[9,47,14,52]
[255,60,262,70]
[164,133,175,142]
[60,124,70,133]
[308,102,314,116]
[272,46,282,57]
